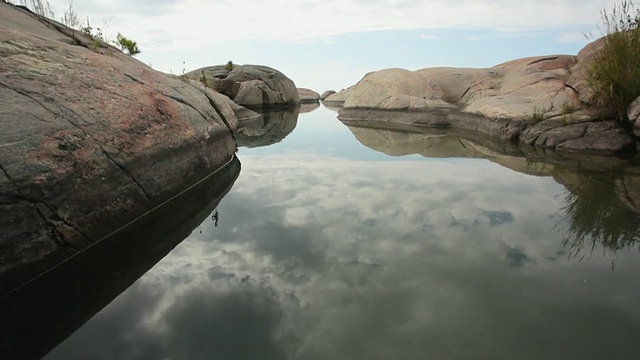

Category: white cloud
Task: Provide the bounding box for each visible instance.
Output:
[64,0,613,51]
[419,33,439,40]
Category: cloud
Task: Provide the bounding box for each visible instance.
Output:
[419,33,439,40]
[73,0,610,51]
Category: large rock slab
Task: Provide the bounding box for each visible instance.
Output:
[340,56,582,120]
[0,3,239,294]
[335,38,635,155]
[187,64,299,110]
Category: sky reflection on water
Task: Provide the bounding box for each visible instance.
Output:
[45,108,640,360]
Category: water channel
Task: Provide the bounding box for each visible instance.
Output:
[5,104,640,359]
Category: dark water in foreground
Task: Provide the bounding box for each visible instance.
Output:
[10,106,640,359]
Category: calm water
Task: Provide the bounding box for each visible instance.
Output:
[38,106,640,359]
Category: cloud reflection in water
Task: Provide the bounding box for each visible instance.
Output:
[46,155,640,360]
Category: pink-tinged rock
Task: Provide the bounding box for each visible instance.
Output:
[0,2,240,293]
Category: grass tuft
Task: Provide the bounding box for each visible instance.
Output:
[531,107,546,123]
[587,0,640,126]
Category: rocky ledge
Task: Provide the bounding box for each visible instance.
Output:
[0,3,246,294]
[327,38,639,156]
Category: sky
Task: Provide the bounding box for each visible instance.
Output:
[41,0,617,95]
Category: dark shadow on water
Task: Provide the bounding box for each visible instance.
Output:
[0,156,241,360]
[236,107,300,148]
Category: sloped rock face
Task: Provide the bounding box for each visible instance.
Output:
[335,39,636,155]
[0,3,239,294]
[187,64,300,110]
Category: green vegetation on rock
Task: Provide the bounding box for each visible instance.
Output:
[116,33,140,56]
[17,0,141,57]
[587,0,640,125]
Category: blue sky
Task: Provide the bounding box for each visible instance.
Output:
[44,0,617,92]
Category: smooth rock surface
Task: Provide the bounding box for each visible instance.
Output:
[0,3,239,293]
[333,38,636,155]
[297,88,320,103]
[187,64,299,110]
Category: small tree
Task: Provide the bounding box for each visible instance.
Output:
[116,33,140,56]
[225,60,234,71]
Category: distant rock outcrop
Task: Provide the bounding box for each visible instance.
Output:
[0,3,239,294]
[331,39,638,155]
[297,88,321,103]
[187,64,300,110]
[320,90,336,100]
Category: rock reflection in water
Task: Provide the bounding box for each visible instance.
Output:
[342,121,640,258]
[237,107,300,148]
[0,157,241,360]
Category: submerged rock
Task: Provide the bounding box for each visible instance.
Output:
[187,64,299,110]
[0,3,239,294]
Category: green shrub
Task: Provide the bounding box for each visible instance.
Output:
[116,33,140,56]
[225,60,234,71]
[587,1,640,125]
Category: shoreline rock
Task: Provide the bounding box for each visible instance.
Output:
[328,38,639,155]
[0,3,242,294]
[297,88,321,103]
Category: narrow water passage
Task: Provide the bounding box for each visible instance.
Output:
[40,106,640,359]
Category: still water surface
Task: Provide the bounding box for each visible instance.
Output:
[45,106,640,359]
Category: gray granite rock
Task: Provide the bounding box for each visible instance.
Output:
[188,64,299,109]
[0,2,239,292]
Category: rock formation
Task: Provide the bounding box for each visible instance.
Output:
[187,64,300,110]
[320,90,336,100]
[329,38,639,155]
[297,88,321,103]
[0,3,240,295]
